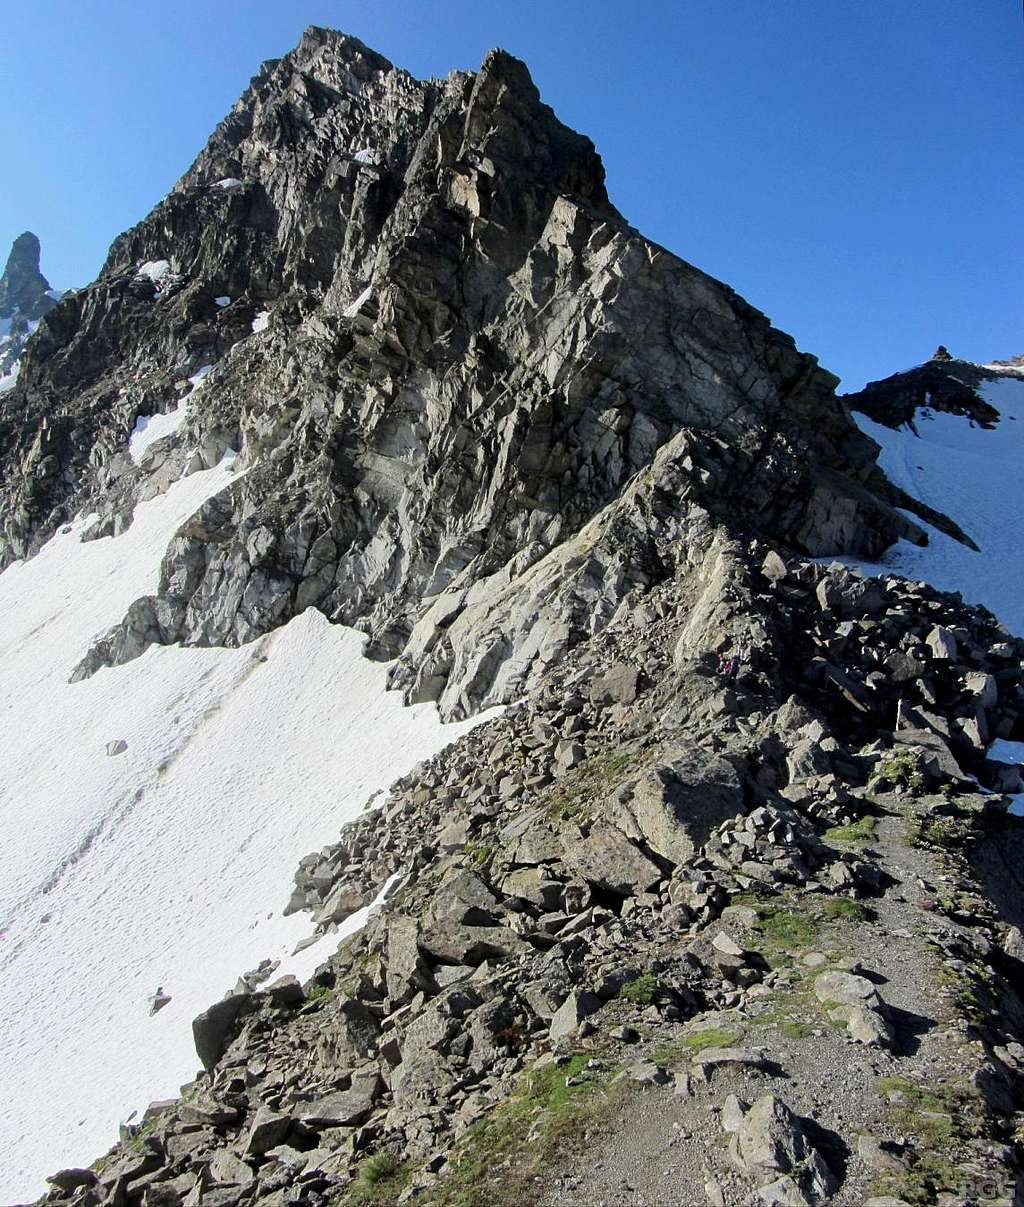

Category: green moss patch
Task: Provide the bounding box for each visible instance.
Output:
[425,1053,622,1206]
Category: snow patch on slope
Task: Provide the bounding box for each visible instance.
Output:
[136,259,171,283]
[0,461,494,1199]
[343,285,373,318]
[128,365,213,464]
[844,375,1024,635]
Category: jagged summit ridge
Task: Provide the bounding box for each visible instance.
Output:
[0,28,941,717]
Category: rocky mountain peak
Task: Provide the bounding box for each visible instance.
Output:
[0,230,53,320]
[0,28,969,717]
[0,231,58,390]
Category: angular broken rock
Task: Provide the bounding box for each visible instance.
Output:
[812,970,878,1008]
[191,990,251,1071]
[387,913,437,1002]
[417,919,530,965]
[813,970,893,1048]
[761,550,788,582]
[926,625,958,660]
[46,1169,98,1192]
[243,1106,291,1157]
[692,1046,770,1072]
[846,1004,895,1048]
[426,869,501,926]
[207,1149,255,1186]
[549,989,602,1042]
[622,1059,670,1085]
[712,931,745,958]
[561,823,662,895]
[313,878,370,926]
[588,662,639,706]
[608,749,743,866]
[731,1094,809,1173]
[298,1076,381,1128]
[265,974,303,1007]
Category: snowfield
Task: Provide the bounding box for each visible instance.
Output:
[0,461,493,1199]
[847,374,1024,635]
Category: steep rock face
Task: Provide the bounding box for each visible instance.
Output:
[1,28,936,715]
[0,231,57,388]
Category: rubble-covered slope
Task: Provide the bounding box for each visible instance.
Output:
[0,27,936,719]
[33,541,1024,1207]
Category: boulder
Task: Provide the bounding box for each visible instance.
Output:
[46,1169,98,1192]
[846,1004,895,1048]
[387,914,437,1002]
[243,1107,291,1157]
[265,975,303,1007]
[313,878,370,926]
[418,920,530,965]
[501,867,563,910]
[192,991,251,1072]
[732,1094,810,1173]
[925,625,958,660]
[622,1060,670,1085]
[299,1075,381,1128]
[208,1150,255,1186]
[608,750,743,866]
[761,551,788,582]
[426,870,501,925]
[812,970,878,1009]
[562,823,662,895]
[549,990,602,1042]
[316,997,381,1066]
[692,1047,771,1072]
[588,662,639,706]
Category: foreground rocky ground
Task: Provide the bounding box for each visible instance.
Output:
[35,547,1024,1207]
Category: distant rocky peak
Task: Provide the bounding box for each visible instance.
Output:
[0,231,59,391]
[0,231,54,321]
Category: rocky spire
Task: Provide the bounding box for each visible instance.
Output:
[0,231,54,320]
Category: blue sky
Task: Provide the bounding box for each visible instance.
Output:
[1,0,1020,391]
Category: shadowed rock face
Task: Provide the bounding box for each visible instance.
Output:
[0,27,940,715]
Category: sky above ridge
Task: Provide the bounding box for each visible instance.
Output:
[0,0,1019,392]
